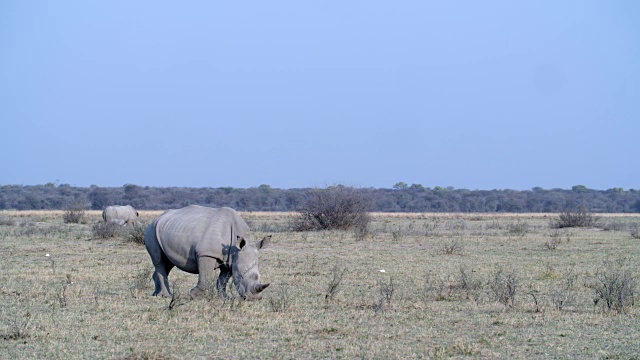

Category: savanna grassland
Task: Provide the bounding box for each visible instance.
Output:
[0,211,639,359]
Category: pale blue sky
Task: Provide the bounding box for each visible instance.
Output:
[1,1,638,190]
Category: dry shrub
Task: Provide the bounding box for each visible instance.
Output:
[439,236,465,255]
[121,348,176,360]
[544,231,562,250]
[456,266,483,303]
[552,205,600,229]
[423,267,483,303]
[550,265,578,310]
[325,264,346,303]
[290,185,371,231]
[92,221,127,239]
[600,220,626,231]
[490,266,519,308]
[92,221,146,242]
[63,201,87,224]
[423,273,452,301]
[127,223,147,245]
[630,223,640,239]
[374,276,395,314]
[0,217,15,226]
[2,313,31,341]
[352,224,371,241]
[130,268,153,299]
[268,285,292,312]
[391,226,406,242]
[587,257,637,313]
[507,220,529,236]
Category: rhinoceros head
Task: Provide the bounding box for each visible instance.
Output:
[232,235,271,300]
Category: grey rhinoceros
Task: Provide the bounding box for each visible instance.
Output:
[102,205,141,226]
[144,205,271,300]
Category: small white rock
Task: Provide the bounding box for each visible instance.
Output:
[379,269,386,273]
[45,254,50,257]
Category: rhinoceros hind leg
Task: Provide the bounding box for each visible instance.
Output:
[151,256,174,297]
[150,250,174,297]
[145,223,174,297]
[152,270,172,297]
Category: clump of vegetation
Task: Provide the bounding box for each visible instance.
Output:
[129,268,152,299]
[391,227,404,242]
[127,223,147,245]
[0,217,15,226]
[550,265,578,310]
[423,267,483,303]
[600,220,626,231]
[57,280,70,309]
[456,266,484,303]
[2,313,31,341]
[507,220,529,236]
[544,231,563,250]
[325,264,346,303]
[630,223,640,239]
[490,266,519,308]
[63,201,87,224]
[586,257,637,313]
[439,236,465,255]
[290,185,371,231]
[551,205,600,228]
[373,276,395,314]
[168,279,184,310]
[92,221,127,239]
[121,348,173,360]
[268,285,292,312]
[92,221,146,242]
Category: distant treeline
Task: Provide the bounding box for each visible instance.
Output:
[2,183,639,213]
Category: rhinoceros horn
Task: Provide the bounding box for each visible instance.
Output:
[254,283,270,293]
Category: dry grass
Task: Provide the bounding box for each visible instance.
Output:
[0,211,638,359]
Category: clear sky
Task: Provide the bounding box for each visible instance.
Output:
[1,1,638,190]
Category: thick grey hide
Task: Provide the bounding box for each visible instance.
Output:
[144,205,270,300]
[102,205,140,225]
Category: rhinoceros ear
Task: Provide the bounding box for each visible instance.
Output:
[257,235,271,250]
[237,236,246,249]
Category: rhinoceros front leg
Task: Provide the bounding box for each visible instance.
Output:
[190,256,218,299]
[216,267,232,299]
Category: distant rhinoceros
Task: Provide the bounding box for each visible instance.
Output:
[102,205,141,226]
[144,205,271,300]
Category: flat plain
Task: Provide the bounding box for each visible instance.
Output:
[0,210,638,359]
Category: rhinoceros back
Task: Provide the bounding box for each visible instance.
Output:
[103,205,138,223]
[154,205,249,273]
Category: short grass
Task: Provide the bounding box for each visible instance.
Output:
[0,211,639,359]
